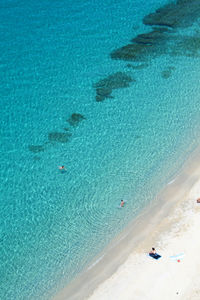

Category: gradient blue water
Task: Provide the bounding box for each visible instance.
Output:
[1,0,200,299]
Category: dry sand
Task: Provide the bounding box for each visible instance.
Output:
[54,149,200,300]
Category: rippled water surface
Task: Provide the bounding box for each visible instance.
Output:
[1,0,200,299]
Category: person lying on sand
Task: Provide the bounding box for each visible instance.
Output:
[149,247,161,259]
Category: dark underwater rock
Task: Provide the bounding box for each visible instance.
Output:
[111,0,200,63]
[28,145,45,153]
[143,0,200,29]
[33,156,41,161]
[143,3,177,28]
[94,72,134,101]
[111,26,170,61]
[170,35,200,57]
[100,0,200,103]
[96,87,113,102]
[126,63,149,69]
[67,113,86,127]
[112,32,200,63]
[161,70,171,79]
[95,72,133,89]
[132,28,169,45]
[161,66,175,79]
[48,132,71,143]
[111,43,153,61]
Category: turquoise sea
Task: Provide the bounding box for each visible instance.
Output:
[1,0,200,298]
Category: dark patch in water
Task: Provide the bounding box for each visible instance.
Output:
[94,72,134,102]
[33,156,41,161]
[126,63,149,69]
[96,87,113,102]
[131,28,170,45]
[170,35,200,57]
[110,43,154,62]
[143,0,200,29]
[48,132,71,143]
[132,25,140,30]
[161,66,175,79]
[110,1,200,63]
[152,27,172,33]
[28,145,45,153]
[28,114,85,154]
[92,0,200,103]
[67,113,86,127]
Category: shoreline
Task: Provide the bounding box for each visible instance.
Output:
[53,145,200,300]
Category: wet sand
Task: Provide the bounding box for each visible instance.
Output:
[54,146,200,300]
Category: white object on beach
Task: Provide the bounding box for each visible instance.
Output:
[169,253,185,260]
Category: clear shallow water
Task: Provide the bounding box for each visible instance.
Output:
[1,0,200,299]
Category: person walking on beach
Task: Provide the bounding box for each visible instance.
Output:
[120,200,125,207]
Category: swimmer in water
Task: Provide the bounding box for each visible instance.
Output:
[58,166,66,170]
[120,200,125,207]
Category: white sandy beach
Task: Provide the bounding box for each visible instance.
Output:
[87,163,200,300]
[54,150,200,300]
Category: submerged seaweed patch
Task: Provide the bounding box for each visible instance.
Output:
[170,35,200,57]
[161,66,175,79]
[110,0,200,64]
[110,43,154,62]
[33,156,41,161]
[111,26,171,62]
[28,114,85,155]
[114,32,200,63]
[96,87,113,102]
[48,132,71,143]
[94,72,134,102]
[135,135,141,139]
[28,145,45,153]
[143,0,200,29]
[131,28,169,45]
[126,63,149,69]
[67,113,86,127]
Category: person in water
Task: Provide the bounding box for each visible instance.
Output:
[120,200,125,207]
[58,166,66,170]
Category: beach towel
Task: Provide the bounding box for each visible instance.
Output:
[149,253,162,260]
[169,253,184,261]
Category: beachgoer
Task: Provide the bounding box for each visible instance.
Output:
[149,247,156,255]
[149,247,161,259]
[58,166,66,170]
[120,200,125,207]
